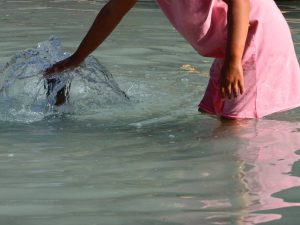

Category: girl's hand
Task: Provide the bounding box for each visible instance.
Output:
[44,54,81,77]
[219,60,244,99]
[219,0,249,99]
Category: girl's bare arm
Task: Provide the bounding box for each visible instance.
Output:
[45,0,138,75]
[220,0,250,99]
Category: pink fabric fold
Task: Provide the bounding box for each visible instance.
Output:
[156,0,300,118]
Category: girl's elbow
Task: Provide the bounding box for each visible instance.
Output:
[106,0,138,17]
[225,0,250,5]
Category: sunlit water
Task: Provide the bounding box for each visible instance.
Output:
[0,1,300,225]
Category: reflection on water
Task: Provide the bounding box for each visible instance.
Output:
[160,119,300,225]
[211,120,300,225]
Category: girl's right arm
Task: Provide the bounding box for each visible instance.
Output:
[45,0,138,75]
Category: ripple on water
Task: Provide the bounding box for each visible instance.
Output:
[0,36,129,123]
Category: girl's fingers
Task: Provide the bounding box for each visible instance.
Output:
[238,80,244,95]
[220,84,232,99]
[220,86,226,99]
[221,82,242,99]
[225,85,232,99]
[220,79,245,99]
[232,82,239,98]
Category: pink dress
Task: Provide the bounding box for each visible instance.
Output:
[156,0,300,118]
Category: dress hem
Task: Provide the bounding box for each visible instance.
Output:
[198,102,300,119]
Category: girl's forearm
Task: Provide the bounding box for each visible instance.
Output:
[72,0,137,63]
[225,0,250,64]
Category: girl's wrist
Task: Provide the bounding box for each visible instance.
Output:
[224,55,242,66]
[71,52,84,66]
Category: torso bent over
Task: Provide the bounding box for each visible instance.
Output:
[156,0,300,118]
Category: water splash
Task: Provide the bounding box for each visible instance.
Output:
[0,36,129,123]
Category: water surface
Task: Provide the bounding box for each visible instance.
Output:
[0,1,300,225]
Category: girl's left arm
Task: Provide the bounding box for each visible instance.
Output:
[220,0,250,99]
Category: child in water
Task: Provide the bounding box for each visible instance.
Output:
[45,0,300,119]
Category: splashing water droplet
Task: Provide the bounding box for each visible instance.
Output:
[0,36,129,123]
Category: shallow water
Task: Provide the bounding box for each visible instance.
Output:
[0,1,300,225]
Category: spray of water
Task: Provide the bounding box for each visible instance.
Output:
[0,36,129,123]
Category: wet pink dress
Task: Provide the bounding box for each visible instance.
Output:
[156,0,300,118]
